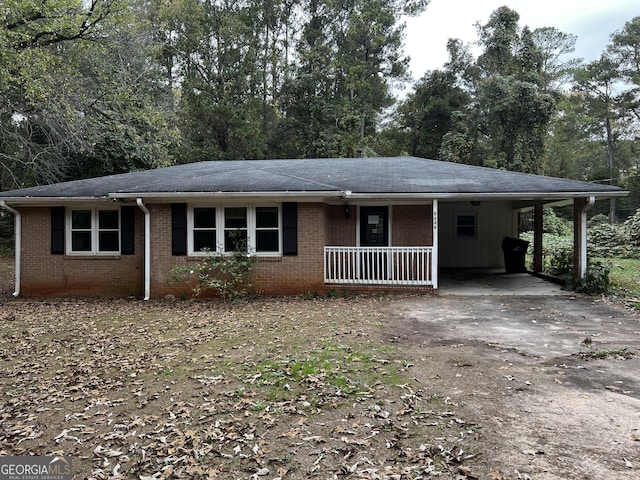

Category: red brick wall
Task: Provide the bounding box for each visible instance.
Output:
[16,202,434,298]
[148,204,194,298]
[20,207,144,297]
[327,205,357,246]
[392,205,433,246]
[153,202,334,297]
[251,203,328,295]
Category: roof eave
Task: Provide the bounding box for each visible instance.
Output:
[109,191,346,202]
[345,191,629,200]
[0,196,113,207]
[0,189,628,207]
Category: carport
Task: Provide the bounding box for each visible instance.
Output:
[437,193,625,291]
[438,268,572,296]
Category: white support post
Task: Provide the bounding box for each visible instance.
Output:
[432,199,438,289]
[573,196,595,279]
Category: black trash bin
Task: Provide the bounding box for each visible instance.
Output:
[501,237,529,273]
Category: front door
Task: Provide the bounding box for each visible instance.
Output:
[360,206,389,246]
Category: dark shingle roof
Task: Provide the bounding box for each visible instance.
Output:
[0,157,625,200]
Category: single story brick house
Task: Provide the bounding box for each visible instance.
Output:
[0,156,627,299]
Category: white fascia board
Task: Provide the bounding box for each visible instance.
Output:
[0,196,113,206]
[109,191,345,202]
[344,191,629,201]
[1,189,627,206]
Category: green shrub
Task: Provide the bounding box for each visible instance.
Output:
[567,259,616,295]
[624,208,640,247]
[587,222,637,258]
[169,234,256,301]
[543,207,571,236]
[547,241,574,276]
[521,231,573,273]
[587,213,609,227]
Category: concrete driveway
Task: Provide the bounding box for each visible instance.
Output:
[386,293,640,479]
[438,269,571,296]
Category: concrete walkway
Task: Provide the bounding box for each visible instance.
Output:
[438,269,571,296]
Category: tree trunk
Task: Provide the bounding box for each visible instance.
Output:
[605,116,616,223]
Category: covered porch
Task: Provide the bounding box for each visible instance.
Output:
[321,196,605,291]
[322,200,439,289]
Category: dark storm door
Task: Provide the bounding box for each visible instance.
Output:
[360,206,389,247]
[359,207,389,282]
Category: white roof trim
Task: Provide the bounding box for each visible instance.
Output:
[0,189,627,206]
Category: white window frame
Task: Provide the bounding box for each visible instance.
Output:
[223,206,249,253]
[187,204,282,256]
[66,207,121,255]
[191,206,218,253]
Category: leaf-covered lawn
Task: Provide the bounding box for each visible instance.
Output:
[0,297,476,479]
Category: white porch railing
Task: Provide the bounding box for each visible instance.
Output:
[324,246,434,286]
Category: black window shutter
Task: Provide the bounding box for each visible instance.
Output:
[51,207,65,255]
[282,202,298,256]
[172,203,187,256]
[120,206,135,255]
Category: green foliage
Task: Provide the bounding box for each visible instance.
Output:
[1,0,638,195]
[0,210,14,254]
[567,260,616,295]
[587,222,639,258]
[578,347,634,360]
[546,239,574,276]
[275,0,420,159]
[396,70,470,159]
[587,213,610,227]
[544,207,571,236]
[624,208,640,246]
[520,231,573,274]
[169,235,256,301]
[423,7,561,173]
[609,17,640,88]
[0,0,178,189]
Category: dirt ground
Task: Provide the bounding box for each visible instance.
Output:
[1,257,639,479]
[386,294,640,479]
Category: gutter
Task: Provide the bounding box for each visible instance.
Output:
[109,191,345,201]
[0,201,20,297]
[0,189,628,206]
[136,198,151,301]
[0,196,111,205]
[340,191,629,200]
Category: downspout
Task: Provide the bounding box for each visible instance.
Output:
[136,198,151,301]
[0,201,21,297]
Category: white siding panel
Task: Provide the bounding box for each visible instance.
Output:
[439,201,518,268]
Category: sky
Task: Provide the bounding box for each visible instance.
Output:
[404,0,638,80]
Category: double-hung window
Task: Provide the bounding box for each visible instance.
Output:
[193,207,217,252]
[68,208,120,254]
[255,207,279,252]
[456,214,477,239]
[224,207,248,252]
[188,205,281,255]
